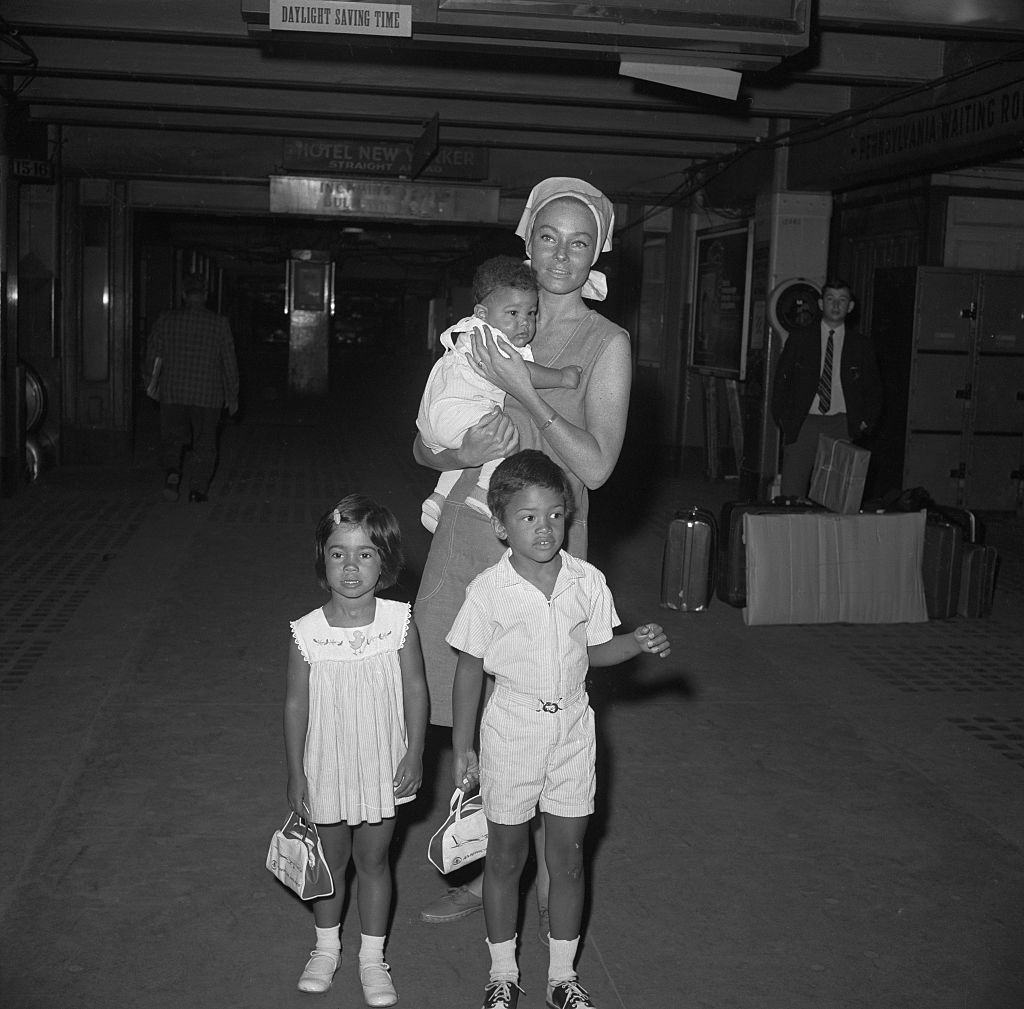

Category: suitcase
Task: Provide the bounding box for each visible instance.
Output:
[957,543,999,618]
[929,504,984,545]
[921,520,963,619]
[717,501,825,608]
[661,507,717,612]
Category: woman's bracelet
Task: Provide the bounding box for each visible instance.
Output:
[539,411,559,431]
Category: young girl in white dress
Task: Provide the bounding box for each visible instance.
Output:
[284,494,428,1004]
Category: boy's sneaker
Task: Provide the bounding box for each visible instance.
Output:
[482,979,523,1009]
[297,949,339,993]
[546,978,595,1009]
[419,884,483,922]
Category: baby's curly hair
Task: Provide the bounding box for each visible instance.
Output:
[313,494,403,591]
[473,255,538,305]
[486,449,575,523]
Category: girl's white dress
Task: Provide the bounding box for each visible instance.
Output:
[290,599,414,825]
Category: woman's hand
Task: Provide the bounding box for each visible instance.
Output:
[467,324,533,400]
[458,406,519,467]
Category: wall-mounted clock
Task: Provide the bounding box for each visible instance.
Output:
[768,279,820,336]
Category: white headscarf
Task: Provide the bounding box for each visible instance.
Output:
[514,177,615,302]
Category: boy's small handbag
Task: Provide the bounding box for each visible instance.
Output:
[428,788,488,874]
[266,811,335,900]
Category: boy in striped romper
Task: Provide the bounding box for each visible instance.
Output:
[447,450,672,1009]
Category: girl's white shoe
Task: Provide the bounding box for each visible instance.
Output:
[297,949,340,993]
[359,961,399,1006]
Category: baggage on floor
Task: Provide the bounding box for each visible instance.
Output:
[717,501,824,608]
[742,511,927,625]
[921,519,963,619]
[957,543,999,618]
[929,503,983,545]
[808,435,870,514]
[661,507,717,612]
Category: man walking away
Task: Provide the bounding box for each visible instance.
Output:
[145,272,239,503]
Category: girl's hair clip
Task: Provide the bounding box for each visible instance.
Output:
[332,508,341,525]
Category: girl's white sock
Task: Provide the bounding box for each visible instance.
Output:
[315,925,341,958]
[486,935,519,982]
[548,936,579,984]
[359,932,386,966]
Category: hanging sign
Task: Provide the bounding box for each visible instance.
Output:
[270,2,411,36]
[269,176,500,222]
[282,139,488,180]
[11,158,55,183]
[790,61,1024,190]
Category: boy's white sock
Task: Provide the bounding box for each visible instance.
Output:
[358,932,386,966]
[547,936,579,984]
[486,935,519,982]
[315,924,341,958]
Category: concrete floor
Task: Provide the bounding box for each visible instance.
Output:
[1,351,1023,1009]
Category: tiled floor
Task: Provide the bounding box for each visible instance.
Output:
[1,353,1022,1009]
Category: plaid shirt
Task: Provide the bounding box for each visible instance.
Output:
[146,305,239,409]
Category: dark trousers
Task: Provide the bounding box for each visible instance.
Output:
[160,403,221,494]
[780,413,849,498]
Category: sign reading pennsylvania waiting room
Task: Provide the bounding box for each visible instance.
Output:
[269,176,500,223]
[270,2,411,36]
[283,139,488,181]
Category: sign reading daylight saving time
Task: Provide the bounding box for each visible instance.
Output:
[270,2,412,37]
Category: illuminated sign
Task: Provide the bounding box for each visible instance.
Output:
[282,139,488,180]
[269,2,411,36]
[269,176,500,222]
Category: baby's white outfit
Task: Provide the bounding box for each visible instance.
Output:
[415,315,534,531]
[289,600,415,824]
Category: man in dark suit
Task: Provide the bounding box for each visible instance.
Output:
[771,279,882,499]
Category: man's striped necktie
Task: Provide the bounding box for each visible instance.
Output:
[817,329,834,413]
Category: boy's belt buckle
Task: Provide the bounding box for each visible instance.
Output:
[538,700,563,714]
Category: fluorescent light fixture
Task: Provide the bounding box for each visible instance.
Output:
[619,60,742,100]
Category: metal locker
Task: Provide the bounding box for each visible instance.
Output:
[869,266,1024,511]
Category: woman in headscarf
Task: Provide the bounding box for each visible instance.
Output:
[412,178,631,970]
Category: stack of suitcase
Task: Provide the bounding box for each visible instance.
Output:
[660,499,999,620]
[717,501,825,608]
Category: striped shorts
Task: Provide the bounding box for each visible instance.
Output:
[479,685,596,824]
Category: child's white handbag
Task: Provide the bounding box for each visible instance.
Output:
[266,811,335,900]
[427,788,488,873]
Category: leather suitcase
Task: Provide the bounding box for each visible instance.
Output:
[661,507,717,612]
[957,543,999,618]
[929,503,984,545]
[921,520,963,619]
[717,501,824,608]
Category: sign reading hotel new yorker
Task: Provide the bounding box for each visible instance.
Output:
[269,176,500,223]
[270,2,411,36]
[283,139,488,181]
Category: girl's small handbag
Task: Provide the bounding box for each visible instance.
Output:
[427,788,488,874]
[266,811,335,900]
